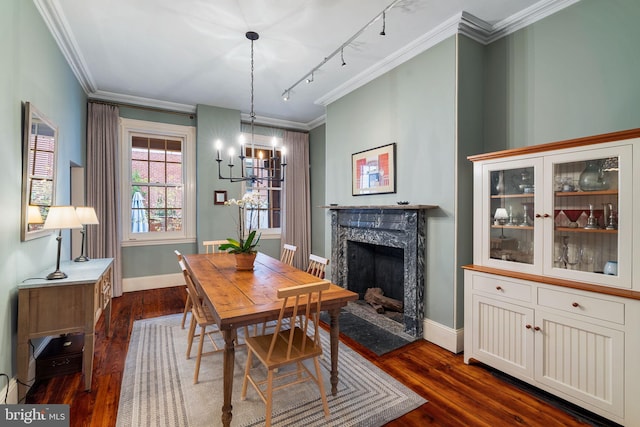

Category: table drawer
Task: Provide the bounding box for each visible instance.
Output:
[472,275,532,302]
[538,288,624,325]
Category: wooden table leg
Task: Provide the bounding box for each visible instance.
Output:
[221,328,237,427]
[329,307,340,395]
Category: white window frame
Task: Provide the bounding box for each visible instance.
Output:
[241,133,283,239]
[119,118,196,246]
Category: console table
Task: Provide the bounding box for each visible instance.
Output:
[17,258,113,402]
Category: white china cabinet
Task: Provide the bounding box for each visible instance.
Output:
[464,129,640,426]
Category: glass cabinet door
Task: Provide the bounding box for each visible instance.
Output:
[484,159,543,272]
[544,145,632,288]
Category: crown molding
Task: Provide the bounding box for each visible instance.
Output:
[34,0,96,93]
[90,90,196,113]
[316,12,463,107]
[240,113,312,131]
[37,0,580,125]
[488,0,581,43]
[316,0,579,107]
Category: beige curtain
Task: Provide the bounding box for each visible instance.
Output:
[282,130,311,270]
[86,102,123,297]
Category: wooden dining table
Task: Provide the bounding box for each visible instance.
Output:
[182,251,358,427]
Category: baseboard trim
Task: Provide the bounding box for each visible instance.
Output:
[423,319,464,354]
[123,273,183,293]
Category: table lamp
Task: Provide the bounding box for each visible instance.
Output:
[43,206,83,279]
[27,205,44,224]
[74,207,99,262]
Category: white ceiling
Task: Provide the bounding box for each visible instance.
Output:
[36,0,577,129]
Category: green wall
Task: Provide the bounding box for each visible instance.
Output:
[326,37,458,327]
[1,0,86,381]
[484,0,640,151]
[309,124,327,256]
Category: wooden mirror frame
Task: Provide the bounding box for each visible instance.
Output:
[21,102,58,241]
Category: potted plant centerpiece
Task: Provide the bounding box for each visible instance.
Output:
[220,192,262,270]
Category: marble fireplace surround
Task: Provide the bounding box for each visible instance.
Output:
[327,205,436,337]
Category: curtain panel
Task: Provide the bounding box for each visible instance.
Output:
[282,130,311,270]
[86,102,123,297]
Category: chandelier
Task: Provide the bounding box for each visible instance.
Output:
[215,31,287,183]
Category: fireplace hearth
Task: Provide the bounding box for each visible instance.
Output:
[328,205,435,337]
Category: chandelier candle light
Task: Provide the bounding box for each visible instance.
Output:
[215,31,286,184]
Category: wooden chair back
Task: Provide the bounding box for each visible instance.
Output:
[280,243,297,266]
[268,281,330,362]
[179,260,207,320]
[306,254,329,279]
[203,239,227,254]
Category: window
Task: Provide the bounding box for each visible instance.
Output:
[120,118,196,245]
[241,133,283,236]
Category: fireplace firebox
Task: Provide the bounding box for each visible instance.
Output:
[328,205,435,337]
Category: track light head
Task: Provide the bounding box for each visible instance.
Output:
[305,73,314,83]
[282,90,290,101]
[341,49,346,67]
[380,11,386,36]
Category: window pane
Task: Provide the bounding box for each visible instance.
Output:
[149,160,166,183]
[166,186,183,209]
[166,162,182,185]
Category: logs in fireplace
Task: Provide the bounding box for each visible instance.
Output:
[364,288,403,313]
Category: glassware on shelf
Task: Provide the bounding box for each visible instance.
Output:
[578,159,609,191]
[557,236,579,269]
[506,206,517,226]
[520,204,532,226]
[584,204,599,229]
[604,203,617,230]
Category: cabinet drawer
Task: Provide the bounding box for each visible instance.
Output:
[472,275,532,302]
[538,288,624,325]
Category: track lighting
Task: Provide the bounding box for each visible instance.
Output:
[280,0,401,101]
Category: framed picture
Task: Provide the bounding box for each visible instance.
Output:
[214,190,227,205]
[352,143,396,196]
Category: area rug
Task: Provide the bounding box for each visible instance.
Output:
[116,314,426,427]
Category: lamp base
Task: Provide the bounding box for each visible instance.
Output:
[46,270,68,280]
[74,255,90,262]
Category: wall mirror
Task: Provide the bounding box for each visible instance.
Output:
[21,102,58,241]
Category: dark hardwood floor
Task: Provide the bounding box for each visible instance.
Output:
[27,286,604,426]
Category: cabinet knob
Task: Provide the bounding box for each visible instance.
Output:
[535,214,542,218]
[572,302,580,308]
[543,213,550,218]
[496,286,503,291]
[534,326,541,331]
[525,324,532,329]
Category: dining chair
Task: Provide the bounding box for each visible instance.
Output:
[306,253,329,279]
[241,280,331,426]
[179,260,223,384]
[203,239,227,254]
[280,243,297,266]
[175,250,192,329]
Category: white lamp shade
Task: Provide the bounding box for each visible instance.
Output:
[494,208,509,220]
[43,206,83,230]
[75,206,99,225]
[27,205,44,224]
